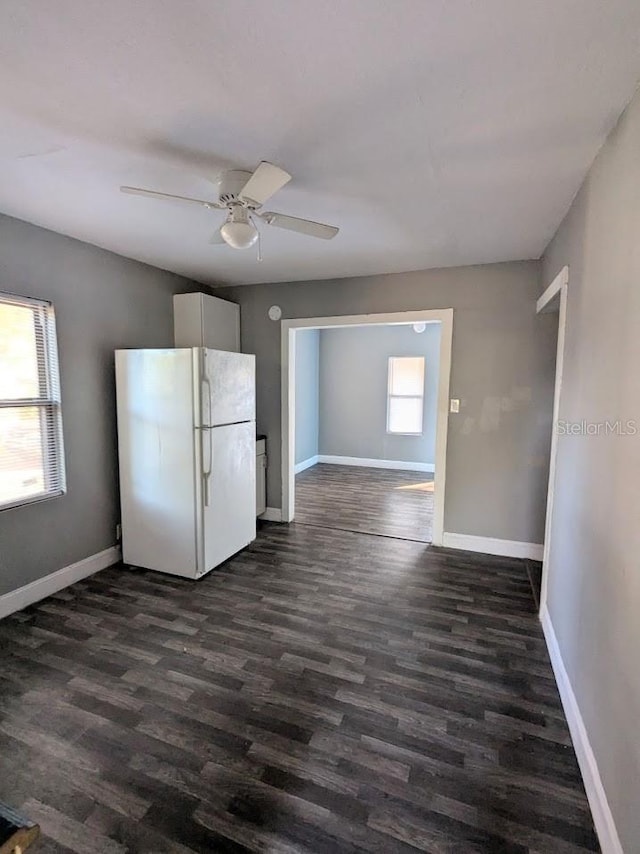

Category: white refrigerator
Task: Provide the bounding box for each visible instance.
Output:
[115,347,256,578]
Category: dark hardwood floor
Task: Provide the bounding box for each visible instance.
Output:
[0,523,598,853]
[295,464,434,542]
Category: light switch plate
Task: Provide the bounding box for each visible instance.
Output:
[450,399,460,413]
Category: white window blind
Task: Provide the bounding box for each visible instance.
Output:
[387,356,425,435]
[0,292,66,510]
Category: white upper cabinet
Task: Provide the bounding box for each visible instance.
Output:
[173,292,240,352]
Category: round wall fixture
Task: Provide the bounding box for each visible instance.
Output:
[413,321,427,333]
[268,305,282,321]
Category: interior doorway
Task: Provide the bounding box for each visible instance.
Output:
[293,323,440,542]
[281,310,453,546]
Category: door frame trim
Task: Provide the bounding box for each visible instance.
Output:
[280,309,454,546]
[537,265,569,611]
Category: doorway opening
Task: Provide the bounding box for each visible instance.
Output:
[281,310,453,546]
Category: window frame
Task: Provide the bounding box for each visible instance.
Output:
[0,291,66,512]
[386,355,425,436]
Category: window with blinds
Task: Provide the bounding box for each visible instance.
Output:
[0,292,65,510]
[387,356,425,435]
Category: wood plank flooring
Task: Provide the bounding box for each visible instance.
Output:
[296,464,434,542]
[0,523,598,853]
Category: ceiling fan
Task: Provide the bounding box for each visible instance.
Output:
[121,161,339,251]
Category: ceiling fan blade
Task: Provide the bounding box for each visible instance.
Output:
[120,186,222,208]
[210,227,226,245]
[259,211,339,240]
[237,162,291,206]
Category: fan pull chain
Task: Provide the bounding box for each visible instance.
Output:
[255,218,263,262]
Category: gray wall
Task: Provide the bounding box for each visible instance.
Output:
[318,323,440,465]
[0,214,198,596]
[542,89,640,853]
[219,260,556,542]
[294,328,319,465]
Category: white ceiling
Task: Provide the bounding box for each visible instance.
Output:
[0,1,639,286]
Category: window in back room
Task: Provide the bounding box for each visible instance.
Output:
[387,355,425,435]
[0,292,65,510]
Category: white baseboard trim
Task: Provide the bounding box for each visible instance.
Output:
[0,545,120,621]
[540,605,622,854]
[294,455,319,474]
[259,507,283,522]
[442,532,543,561]
[317,455,435,473]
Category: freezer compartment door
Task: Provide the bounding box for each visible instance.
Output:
[200,420,256,574]
[201,349,255,427]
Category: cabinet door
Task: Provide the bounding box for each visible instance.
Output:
[202,294,240,352]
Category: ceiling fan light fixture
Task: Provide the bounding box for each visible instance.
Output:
[121,161,339,254]
[220,207,258,249]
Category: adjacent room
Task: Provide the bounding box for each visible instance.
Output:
[293,321,442,542]
[0,2,638,853]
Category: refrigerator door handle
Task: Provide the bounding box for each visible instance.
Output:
[199,350,213,507]
[200,352,212,429]
[200,426,213,507]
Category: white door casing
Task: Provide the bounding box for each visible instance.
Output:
[536,265,569,611]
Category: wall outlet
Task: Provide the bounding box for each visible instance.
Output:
[116,523,122,541]
[450,399,460,413]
